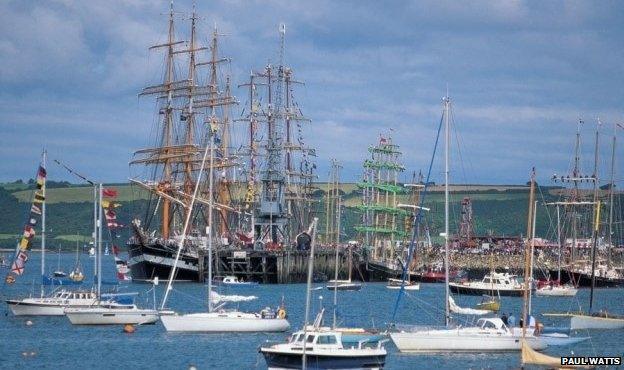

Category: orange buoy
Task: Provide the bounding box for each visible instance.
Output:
[123,324,135,333]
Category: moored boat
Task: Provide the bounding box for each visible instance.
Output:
[64,303,159,325]
[449,272,525,296]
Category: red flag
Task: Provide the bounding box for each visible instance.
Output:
[103,188,118,197]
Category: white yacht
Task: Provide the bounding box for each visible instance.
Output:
[535,283,577,297]
[64,303,159,325]
[449,272,525,296]
[161,307,289,332]
[391,318,547,352]
[7,289,101,316]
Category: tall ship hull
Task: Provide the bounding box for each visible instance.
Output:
[127,241,200,281]
[549,268,623,287]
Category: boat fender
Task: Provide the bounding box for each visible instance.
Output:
[278,308,287,319]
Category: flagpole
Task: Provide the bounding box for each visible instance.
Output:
[40,150,47,298]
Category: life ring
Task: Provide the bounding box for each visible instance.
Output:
[277,308,287,319]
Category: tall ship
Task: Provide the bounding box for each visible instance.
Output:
[548,120,623,287]
[127,5,315,282]
[356,137,410,279]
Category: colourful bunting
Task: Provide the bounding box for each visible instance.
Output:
[103,188,118,197]
[30,204,42,215]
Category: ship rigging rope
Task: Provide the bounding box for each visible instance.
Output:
[391,112,444,322]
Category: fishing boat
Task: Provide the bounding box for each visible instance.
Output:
[449,272,525,296]
[261,219,388,368]
[390,96,548,353]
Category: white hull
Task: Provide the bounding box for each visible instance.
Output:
[386,284,420,291]
[65,307,160,325]
[391,331,546,352]
[161,311,290,332]
[570,314,624,330]
[8,303,66,316]
[535,286,578,297]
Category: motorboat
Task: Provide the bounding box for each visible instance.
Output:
[260,328,387,369]
[386,278,419,291]
[213,275,259,287]
[449,272,525,296]
[6,289,101,316]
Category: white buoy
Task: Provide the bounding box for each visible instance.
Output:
[25,320,33,326]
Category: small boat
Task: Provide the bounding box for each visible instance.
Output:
[65,303,159,325]
[260,328,388,369]
[475,295,500,312]
[449,272,525,296]
[386,278,419,291]
[326,279,362,291]
[53,270,67,278]
[535,283,578,297]
[213,275,258,287]
[570,312,624,330]
[538,332,589,346]
[69,269,84,282]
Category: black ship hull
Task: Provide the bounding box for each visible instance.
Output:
[127,242,200,282]
[552,269,622,288]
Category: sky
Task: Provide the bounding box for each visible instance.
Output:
[1,0,623,186]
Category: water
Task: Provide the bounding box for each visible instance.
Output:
[1,253,622,369]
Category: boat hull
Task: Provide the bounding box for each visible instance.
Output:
[570,314,624,330]
[326,283,362,291]
[161,313,290,332]
[261,350,386,369]
[6,300,66,316]
[554,269,622,287]
[449,283,524,297]
[65,308,159,325]
[390,331,547,352]
[386,284,420,290]
[127,242,199,282]
[535,286,578,297]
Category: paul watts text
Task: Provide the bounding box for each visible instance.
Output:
[561,357,621,366]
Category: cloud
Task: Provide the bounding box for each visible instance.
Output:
[0,0,623,186]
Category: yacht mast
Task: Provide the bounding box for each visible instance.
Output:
[607,123,617,266]
[443,95,450,326]
[302,218,318,370]
[522,168,536,338]
[40,150,47,298]
[207,127,216,313]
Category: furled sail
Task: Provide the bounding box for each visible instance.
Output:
[210,290,257,303]
[448,296,490,315]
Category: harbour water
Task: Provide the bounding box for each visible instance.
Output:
[1,253,623,369]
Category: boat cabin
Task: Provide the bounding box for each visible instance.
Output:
[288,330,344,349]
[482,273,520,286]
[476,318,509,332]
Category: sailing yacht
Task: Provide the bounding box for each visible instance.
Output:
[159,66,289,332]
[389,96,548,353]
[64,184,159,325]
